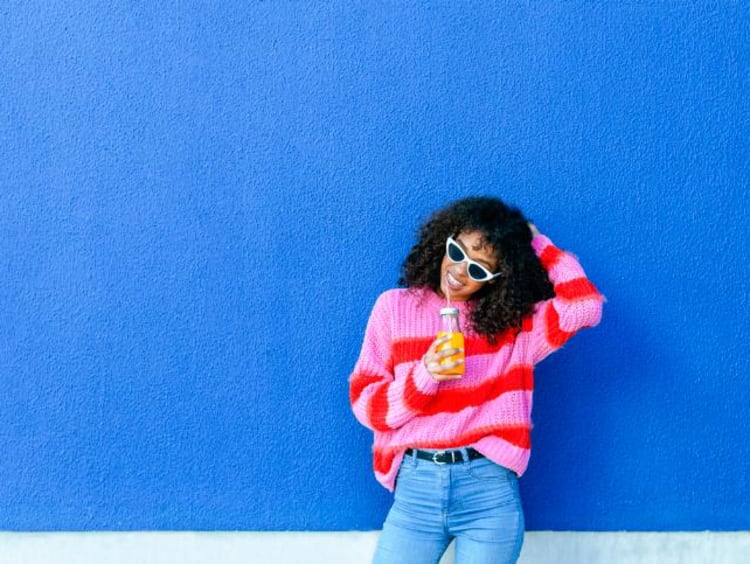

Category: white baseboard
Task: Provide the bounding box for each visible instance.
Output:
[1,531,748,564]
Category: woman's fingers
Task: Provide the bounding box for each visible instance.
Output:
[424,335,465,380]
[432,335,451,350]
[426,359,441,372]
[435,347,464,360]
[431,371,463,381]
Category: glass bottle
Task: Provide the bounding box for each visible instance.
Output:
[437,307,465,376]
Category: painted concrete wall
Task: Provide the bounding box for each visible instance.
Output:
[1,1,748,533]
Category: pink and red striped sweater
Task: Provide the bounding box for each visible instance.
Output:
[349,234,604,491]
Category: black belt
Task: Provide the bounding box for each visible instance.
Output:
[405,448,485,465]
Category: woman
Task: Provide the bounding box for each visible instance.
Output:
[349,196,603,564]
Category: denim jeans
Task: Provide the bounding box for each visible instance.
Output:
[372,451,524,564]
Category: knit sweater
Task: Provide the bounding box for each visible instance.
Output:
[349,233,604,491]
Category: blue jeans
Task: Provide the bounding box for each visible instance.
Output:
[372,451,524,564]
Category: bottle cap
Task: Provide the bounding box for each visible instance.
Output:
[439,307,460,316]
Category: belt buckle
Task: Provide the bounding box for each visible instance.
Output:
[432,450,456,466]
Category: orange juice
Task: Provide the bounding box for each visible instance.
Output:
[437,331,465,375]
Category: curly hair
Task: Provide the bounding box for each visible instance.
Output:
[398,196,555,342]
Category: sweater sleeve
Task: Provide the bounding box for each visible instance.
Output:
[349,292,440,432]
[528,233,604,364]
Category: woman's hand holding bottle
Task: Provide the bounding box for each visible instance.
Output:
[423,334,465,381]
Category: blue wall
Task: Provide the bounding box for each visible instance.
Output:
[1,2,748,531]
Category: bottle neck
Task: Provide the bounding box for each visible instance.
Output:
[440,314,461,333]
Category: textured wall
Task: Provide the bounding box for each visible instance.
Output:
[1,2,748,531]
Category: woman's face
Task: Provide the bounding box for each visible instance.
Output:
[439,230,499,302]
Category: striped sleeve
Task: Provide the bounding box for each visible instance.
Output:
[529,234,604,363]
[348,292,440,432]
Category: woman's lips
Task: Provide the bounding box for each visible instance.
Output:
[446,271,463,291]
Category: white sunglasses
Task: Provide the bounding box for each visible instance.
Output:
[445,236,502,282]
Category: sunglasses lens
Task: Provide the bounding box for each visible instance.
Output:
[467,263,490,281]
[447,241,465,263]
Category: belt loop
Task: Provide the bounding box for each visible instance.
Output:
[409,449,418,468]
[461,447,470,468]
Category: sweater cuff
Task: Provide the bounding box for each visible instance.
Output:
[531,233,552,255]
[413,361,441,395]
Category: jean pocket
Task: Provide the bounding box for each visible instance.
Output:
[394,458,415,486]
[467,459,513,482]
[397,459,414,476]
